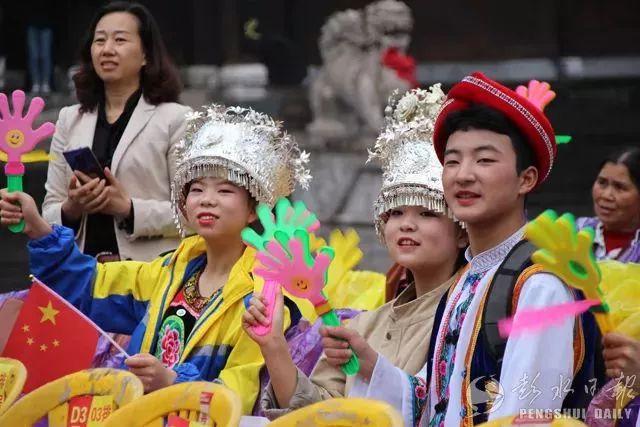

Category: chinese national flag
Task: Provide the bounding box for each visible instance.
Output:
[2,278,100,392]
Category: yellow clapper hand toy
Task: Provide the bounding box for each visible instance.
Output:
[525,209,613,334]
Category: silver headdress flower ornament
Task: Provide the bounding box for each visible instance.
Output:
[171,104,312,237]
[368,84,456,242]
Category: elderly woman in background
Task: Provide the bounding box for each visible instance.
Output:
[578,147,640,263]
[43,1,189,262]
[581,147,640,426]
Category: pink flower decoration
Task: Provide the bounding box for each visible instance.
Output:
[415,385,427,399]
[439,360,447,376]
[160,326,181,368]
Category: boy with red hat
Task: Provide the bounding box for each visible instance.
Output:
[345,72,600,426]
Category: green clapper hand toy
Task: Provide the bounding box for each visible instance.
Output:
[241,198,321,336]
[0,90,55,232]
[525,209,613,333]
[241,197,320,251]
[241,197,320,336]
[256,229,360,376]
[242,197,360,376]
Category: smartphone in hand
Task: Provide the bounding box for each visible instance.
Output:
[62,147,106,180]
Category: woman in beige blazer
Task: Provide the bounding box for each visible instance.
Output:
[43,2,189,261]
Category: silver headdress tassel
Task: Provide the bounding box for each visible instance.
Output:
[368,84,455,242]
[172,104,311,237]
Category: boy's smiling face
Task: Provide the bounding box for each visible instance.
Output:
[442,128,537,227]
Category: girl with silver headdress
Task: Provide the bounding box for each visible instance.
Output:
[242,85,467,420]
[0,105,311,414]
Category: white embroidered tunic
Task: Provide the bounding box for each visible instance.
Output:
[349,227,576,426]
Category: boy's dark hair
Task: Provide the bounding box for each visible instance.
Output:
[442,103,535,174]
[599,146,640,189]
[74,1,182,113]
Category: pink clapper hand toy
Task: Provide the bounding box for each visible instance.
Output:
[248,279,281,337]
[241,198,321,338]
[0,90,55,232]
[251,235,330,337]
[255,234,360,376]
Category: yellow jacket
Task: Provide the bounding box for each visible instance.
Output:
[29,225,290,414]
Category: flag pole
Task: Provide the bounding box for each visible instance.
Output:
[99,331,131,358]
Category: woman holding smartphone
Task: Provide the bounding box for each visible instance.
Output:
[42,1,189,262]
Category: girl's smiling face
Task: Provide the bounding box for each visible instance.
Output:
[184,177,256,241]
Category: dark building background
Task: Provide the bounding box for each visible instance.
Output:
[2,0,640,69]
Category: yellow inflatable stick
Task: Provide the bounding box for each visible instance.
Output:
[599,261,640,340]
[477,414,586,427]
[268,398,404,427]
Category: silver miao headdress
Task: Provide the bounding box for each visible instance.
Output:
[172,104,311,236]
[368,84,454,241]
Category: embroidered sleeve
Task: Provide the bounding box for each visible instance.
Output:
[349,354,427,427]
[407,373,429,426]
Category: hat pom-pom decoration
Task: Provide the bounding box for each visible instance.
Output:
[515,80,556,112]
[516,80,572,144]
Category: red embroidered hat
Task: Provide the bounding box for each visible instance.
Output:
[433,72,557,186]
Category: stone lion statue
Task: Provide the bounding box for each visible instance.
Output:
[307,0,414,144]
